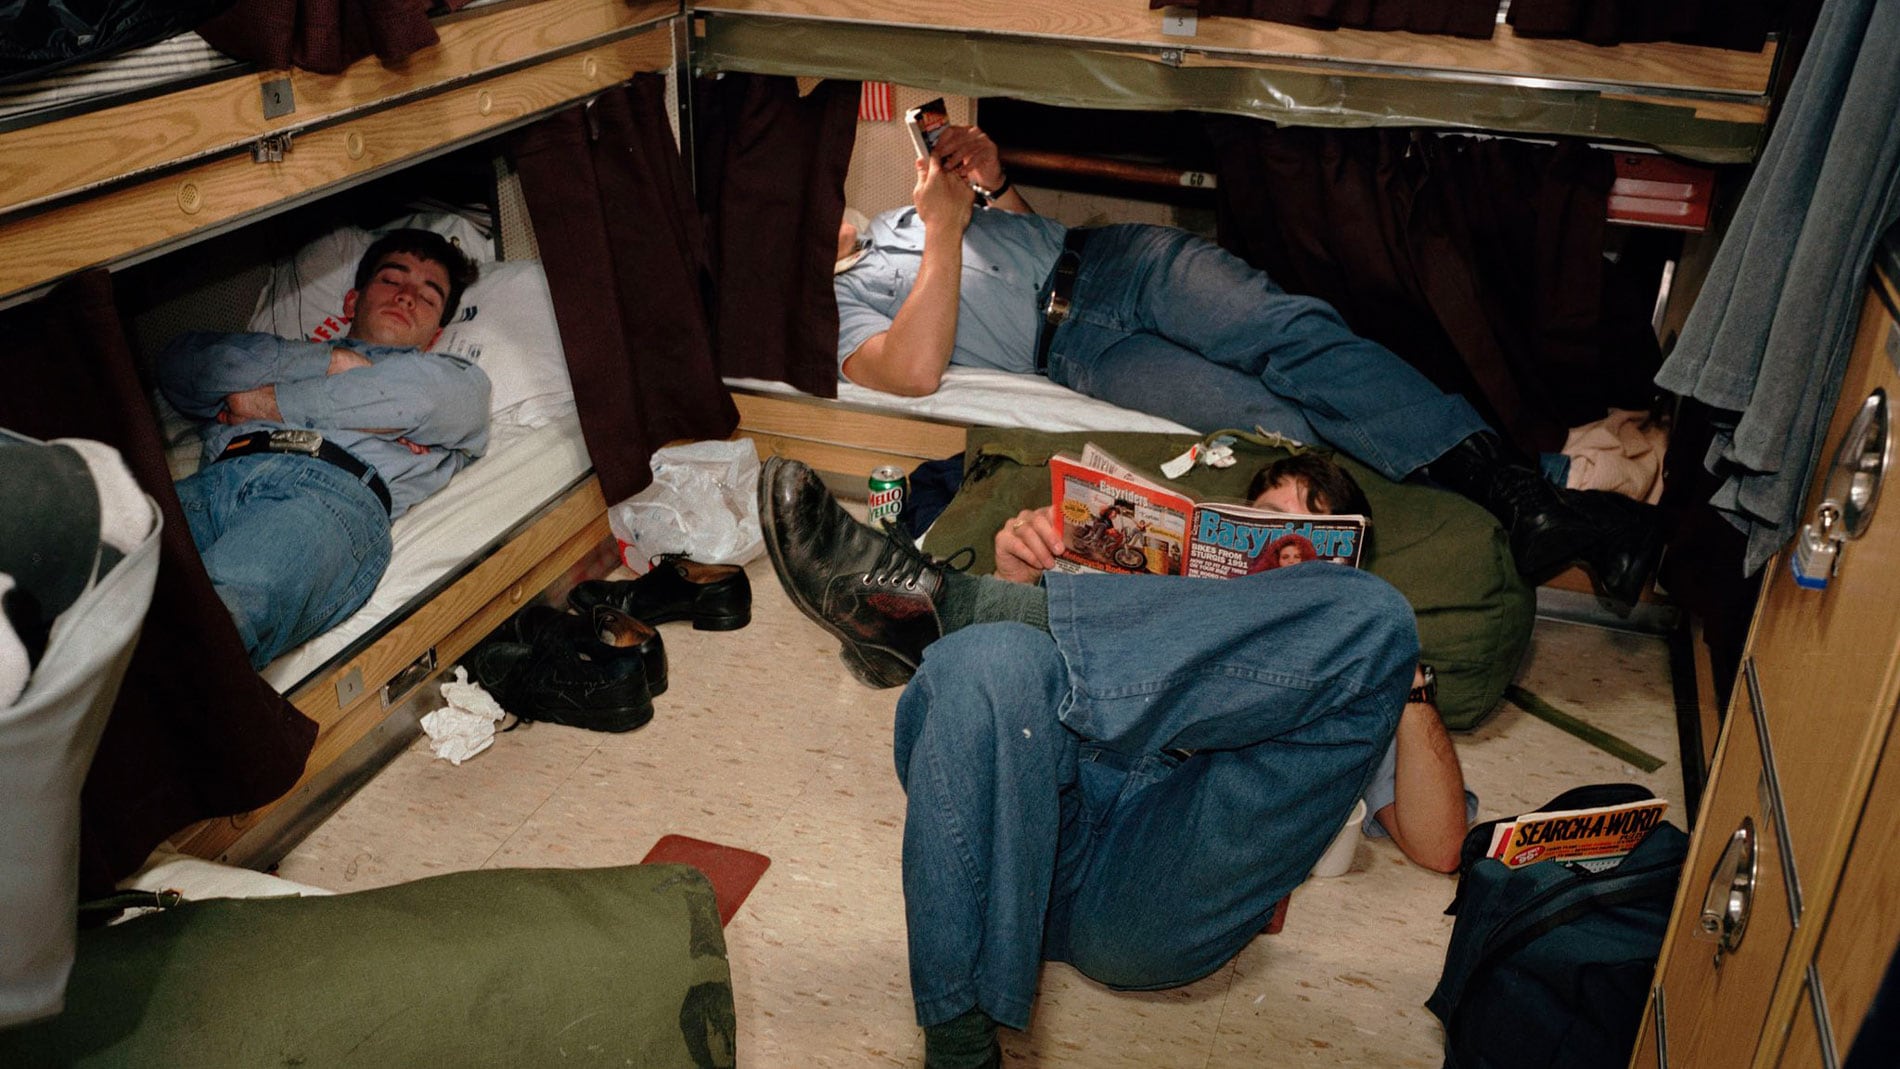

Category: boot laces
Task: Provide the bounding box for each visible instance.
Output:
[861,520,973,590]
[1489,465,1557,524]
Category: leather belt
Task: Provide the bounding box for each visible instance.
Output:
[1035,227,1092,372]
[216,429,393,515]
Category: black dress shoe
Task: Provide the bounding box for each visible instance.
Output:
[1423,432,1597,583]
[462,605,662,732]
[758,456,950,689]
[569,556,751,631]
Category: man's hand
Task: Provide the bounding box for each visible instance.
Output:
[932,125,1005,194]
[219,384,281,424]
[994,506,1064,584]
[327,347,372,376]
[913,153,974,237]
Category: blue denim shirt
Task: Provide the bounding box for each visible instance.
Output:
[834,205,1067,375]
[158,331,491,517]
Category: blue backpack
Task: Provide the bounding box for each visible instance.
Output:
[1427,802,1688,1069]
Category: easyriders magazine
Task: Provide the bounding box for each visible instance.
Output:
[1046,444,1368,579]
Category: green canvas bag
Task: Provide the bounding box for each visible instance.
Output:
[0,864,735,1069]
[920,427,1534,729]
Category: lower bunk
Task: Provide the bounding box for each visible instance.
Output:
[114,174,626,867]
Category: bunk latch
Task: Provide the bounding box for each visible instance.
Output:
[251,132,294,164]
[382,646,439,708]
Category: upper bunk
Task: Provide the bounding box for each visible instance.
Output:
[0,0,685,310]
[691,0,1779,165]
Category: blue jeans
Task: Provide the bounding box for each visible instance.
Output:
[176,454,392,670]
[893,566,1417,1029]
[1045,224,1490,481]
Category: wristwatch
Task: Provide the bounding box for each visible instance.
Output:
[1409,664,1438,705]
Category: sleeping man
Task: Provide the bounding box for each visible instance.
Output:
[832,123,1663,606]
[159,229,490,668]
[758,453,1471,1069]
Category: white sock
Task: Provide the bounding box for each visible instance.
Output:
[0,575,28,708]
[54,438,153,557]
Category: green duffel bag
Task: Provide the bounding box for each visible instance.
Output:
[921,427,1534,730]
[0,864,734,1069]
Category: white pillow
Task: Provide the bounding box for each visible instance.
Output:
[247,220,575,427]
[247,213,494,343]
[429,260,574,428]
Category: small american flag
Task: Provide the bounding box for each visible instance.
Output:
[859,81,894,122]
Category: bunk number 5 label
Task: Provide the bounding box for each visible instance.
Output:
[1161,8,1198,36]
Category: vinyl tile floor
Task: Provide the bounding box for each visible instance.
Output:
[276,553,1684,1068]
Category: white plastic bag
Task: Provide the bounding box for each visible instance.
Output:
[608,440,764,573]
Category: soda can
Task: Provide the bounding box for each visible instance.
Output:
[868,465,908,527]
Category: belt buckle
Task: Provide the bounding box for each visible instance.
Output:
[268,429,324,456]
[1043,291,1071,326]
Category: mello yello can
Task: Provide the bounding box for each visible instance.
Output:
[868,465,907,526]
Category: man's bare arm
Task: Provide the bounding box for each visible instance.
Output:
[1377,685,1469,873]
[841,155,973,396]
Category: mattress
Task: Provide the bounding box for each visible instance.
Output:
[0,33,236,128]
[724,368,1198,436]
[262,404,593,693]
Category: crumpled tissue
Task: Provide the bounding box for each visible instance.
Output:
[419,667,507,765]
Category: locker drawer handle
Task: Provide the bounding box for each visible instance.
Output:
[1794,387,1890,584]
[1697,816,1756,964]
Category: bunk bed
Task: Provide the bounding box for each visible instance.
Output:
[3,0,1788,881]
[0,0,690,876]
[693,0,1782,481]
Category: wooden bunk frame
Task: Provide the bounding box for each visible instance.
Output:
[0,0,685,866]
[0,0,681,308]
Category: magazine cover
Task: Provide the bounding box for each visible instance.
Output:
[1182,502,1367,579]
[1047,454,1192,576]
[1047,444,1368,579]
[1483,797,1670,870]
[905,97,951,160]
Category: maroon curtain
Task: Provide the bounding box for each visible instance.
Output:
[693,74,861,398]
[197,0,471,73]
[509,76,739,504]
[0,273,317,896]
[1508,0,1784,51]
[1209,122,1659,454]
[1150,0,1499,38]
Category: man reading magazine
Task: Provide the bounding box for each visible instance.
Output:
[758,453,1472,1069]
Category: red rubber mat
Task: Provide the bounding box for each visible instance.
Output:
[640,835,771,927]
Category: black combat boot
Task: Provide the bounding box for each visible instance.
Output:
[758,457,957,688]
[1422,432,1597,583]
[1564,489,1668,609]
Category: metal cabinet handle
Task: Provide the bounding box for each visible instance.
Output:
[1696,816,1757,964]
[1794,389,1891,585]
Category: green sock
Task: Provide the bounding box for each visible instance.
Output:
[923,1007,1000,1069]
[937,570,1049,635]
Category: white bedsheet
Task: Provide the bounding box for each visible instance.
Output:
[262,405,591,693]
[724,368,1197,436]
